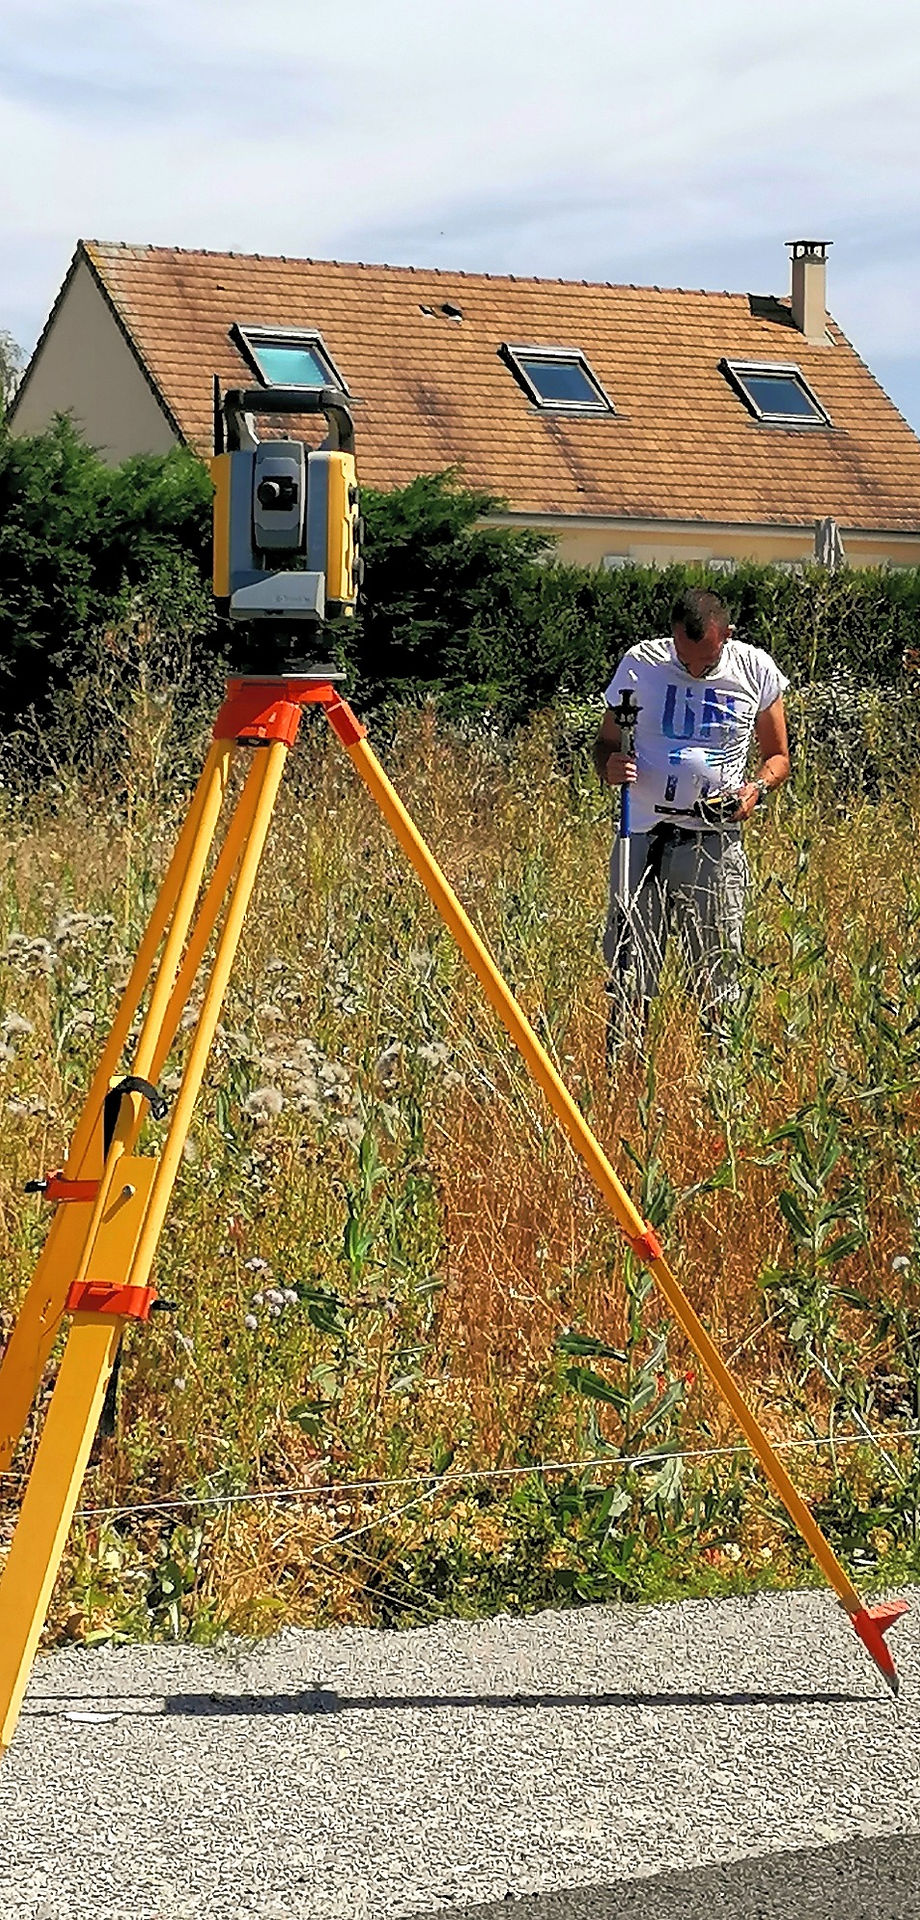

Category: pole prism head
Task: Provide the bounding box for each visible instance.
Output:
[608,687,642,757]
[850,1598,909,1695]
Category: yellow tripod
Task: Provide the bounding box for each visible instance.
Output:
[0,672,906,1753]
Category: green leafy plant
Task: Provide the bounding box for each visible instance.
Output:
[757,1081,867,1371]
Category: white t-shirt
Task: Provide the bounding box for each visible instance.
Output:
[604,636,788,834]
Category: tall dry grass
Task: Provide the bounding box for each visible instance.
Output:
[2,672,920,1639]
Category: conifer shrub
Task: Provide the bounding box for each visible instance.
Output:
[2,422,919,733]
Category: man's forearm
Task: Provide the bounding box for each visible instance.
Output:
[593,727,622,782]
[752,754,790,793]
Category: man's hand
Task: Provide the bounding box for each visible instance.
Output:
[600,752,637,788]
[732,782,762,823]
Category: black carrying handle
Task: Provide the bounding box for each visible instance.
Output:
[102,1075,168,1158]
[216,382,355,456]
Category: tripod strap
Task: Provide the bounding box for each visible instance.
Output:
[102,1076,168,1157]
[98,1338,125,1436]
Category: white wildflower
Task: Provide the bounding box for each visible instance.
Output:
[1,1013,33,1037]
[376,1042,402,1088]
[243,1086,284,1118]
[224,1028,255,1055]
[54,912,96,945]
[417,1041,451,1069]
[243,1314,259,1331]
[4,936,55,976]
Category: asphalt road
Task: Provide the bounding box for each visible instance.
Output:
[434,1837,920,1919]
[0,1586,917,1919]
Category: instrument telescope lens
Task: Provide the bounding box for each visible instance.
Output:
[257,477,297,511]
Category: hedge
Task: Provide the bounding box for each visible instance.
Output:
[2,418,919,732]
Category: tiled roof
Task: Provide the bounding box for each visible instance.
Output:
[83,240,920,533]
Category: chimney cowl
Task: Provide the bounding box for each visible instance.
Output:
[786,239,832,343]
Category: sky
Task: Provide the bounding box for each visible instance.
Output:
[2,0,920,428]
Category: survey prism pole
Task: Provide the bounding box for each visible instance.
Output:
[609,688,641,915]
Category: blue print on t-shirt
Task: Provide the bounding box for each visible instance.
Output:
[700,690,738,738]
[661,684,695,739]
[661,684,741,742]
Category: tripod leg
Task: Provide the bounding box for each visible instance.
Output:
[0,739,289,1754]
[0,1314,122,1752]
[0,742,233,1472]
[149,752,282,1085]
[125,739,288,1291]
[323,697,904,1690]
[65,739,232,1172]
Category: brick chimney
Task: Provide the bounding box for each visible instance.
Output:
[787,240,831,343]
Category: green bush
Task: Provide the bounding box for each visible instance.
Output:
[341,469,549,715]
[350,476,920,722]
[2,418,920,733]
[0,416,213,719]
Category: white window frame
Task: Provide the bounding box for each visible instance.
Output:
[501,343,614,415]
[231,324,349,393]
[721,358,831,428]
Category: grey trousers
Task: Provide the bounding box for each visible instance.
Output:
[603,827,748,1030]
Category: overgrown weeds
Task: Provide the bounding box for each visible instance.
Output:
[4,664,920,1643]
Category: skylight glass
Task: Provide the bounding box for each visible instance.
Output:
[503,344,613,413]
[722,360,830,427]
[232,325,347,392]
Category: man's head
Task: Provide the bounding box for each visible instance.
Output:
[671,588,731,676]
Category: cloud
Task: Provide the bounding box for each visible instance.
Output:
[3,0,920,422]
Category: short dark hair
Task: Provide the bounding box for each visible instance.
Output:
[670,588,731,642]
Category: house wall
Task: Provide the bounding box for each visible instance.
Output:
[11,258,178,464]
[488,514,920,571]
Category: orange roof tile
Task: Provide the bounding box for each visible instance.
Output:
[82,240,920,534]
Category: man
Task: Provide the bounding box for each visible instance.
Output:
[593,587,790,1048]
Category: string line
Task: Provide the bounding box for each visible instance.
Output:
[44,1421,920,1524]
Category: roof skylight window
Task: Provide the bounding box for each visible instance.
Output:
[502,344,613,414]
[721,360,831,427]
[231,325,348,392]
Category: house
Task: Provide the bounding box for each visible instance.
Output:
[11,237,920,569]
